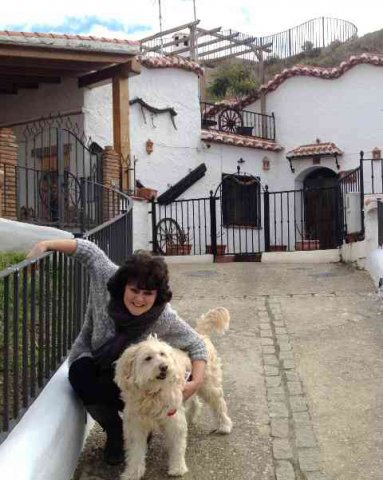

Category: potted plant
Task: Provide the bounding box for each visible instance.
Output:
[206,231,226,255]
[269,244,287,252]
[166,229,192,256]
[295,231,320,251]
[136,186,158,201]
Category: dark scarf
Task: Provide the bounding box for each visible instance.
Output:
[93,299,166,370]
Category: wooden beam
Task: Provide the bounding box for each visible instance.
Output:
[0,45,134,64]
[78,59,141,88]
[0,86,18,94]
[197,38,256,58]
[0,65,80,77]
[140,20,200,42]
[148,27,223,53]
[199,48,256,63]
[0,56,108,72]
[0,73,61,84]
[0,80,39,89]
[113,76,131,191]
[172,31,239,55]
[197,27,271,54]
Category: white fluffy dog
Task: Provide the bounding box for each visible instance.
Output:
[114,307,233,480]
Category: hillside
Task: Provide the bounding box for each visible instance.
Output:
[204,28,383,101]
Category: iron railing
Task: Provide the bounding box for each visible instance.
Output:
[0,252,89,442]
[84,210,133,266]
[150,183,343,257]
[151,196,212,256]
[0,192,133,442]
[265,185,342,252]
[200,102,276,140]
[140,17,357,63]
[0,164,130,234]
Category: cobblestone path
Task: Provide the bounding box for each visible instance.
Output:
[73,262,383,480]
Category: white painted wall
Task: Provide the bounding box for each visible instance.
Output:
[248,64,383,187]
[341,194,382,269]
[132,197,151,252]
[0,219,73,253]
[83,83,113,147]
[0,362,91,480]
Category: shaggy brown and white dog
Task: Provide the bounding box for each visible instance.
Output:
[114,307,232,480]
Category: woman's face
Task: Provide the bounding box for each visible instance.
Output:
[123,283,158,316]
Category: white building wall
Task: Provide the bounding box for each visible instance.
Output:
[81,62,383,253]
[129,67,202,194]
[248,64,383,189]
[83,83,113,147]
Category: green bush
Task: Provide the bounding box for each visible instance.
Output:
[207,61,259,100]
[0,252,26,271]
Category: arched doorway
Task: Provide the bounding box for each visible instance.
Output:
[303,167,340,249]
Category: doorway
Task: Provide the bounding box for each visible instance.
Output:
[303,167,340,249]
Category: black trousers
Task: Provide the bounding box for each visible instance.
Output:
[68,357,124,411]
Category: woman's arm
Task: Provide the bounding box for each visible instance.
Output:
[27,238,116,276]
[27,239,77,258]
[183,359,206,401]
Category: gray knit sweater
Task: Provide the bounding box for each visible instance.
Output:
[68,239,208,365]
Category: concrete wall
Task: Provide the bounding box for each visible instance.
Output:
[341,194,382,269]
[0,219,73,253]
[0,78,84,128]
[0,362,91,480]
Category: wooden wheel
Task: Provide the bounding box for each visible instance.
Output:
[38,170,82,221]
[218,108,243,133]
[154,218,183,255]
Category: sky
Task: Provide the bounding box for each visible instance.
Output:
[1,0,382,40]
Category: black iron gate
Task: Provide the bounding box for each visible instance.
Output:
[150,170,344,258]
[15,125,102,229]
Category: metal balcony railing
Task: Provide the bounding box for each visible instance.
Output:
[200,102,276,141]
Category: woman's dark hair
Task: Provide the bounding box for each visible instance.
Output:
[107,252,172,305]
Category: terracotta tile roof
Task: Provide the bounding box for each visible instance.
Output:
[286,142,343,158]
[236,53,383,110]
[201,130,283,151]
[0,30,139,54]
[138,55,204,76]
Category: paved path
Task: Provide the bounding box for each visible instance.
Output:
[73,262,383,480]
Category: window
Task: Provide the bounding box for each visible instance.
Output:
[221,173,261,227]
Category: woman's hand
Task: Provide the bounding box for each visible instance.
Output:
[26,239,77,259]
[26,241,49,259]
[183,380,203,401]
[182,359,206,401]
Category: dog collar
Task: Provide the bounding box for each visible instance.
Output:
[167,409,177,416]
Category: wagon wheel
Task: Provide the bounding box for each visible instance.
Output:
[154,218,183,254]
[62,171,82,209]
[218,108,243,133]
[38,171,59,219]
[38,170,82,220]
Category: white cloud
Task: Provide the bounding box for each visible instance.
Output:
[1,0,382,39]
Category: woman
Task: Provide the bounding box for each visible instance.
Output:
[27,239,207,465]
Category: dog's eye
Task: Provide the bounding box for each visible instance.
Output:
[160,352,165,356]
[144,356,152,361]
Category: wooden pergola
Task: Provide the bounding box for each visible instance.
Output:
[140,21,272,114]
[0,32,142,190]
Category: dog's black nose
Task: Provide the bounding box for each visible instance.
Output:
[159,364,168,373]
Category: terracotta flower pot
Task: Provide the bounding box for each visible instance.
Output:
[166,244,192,256]
[269,245,287,252]
[205,244,226,255]
[295,240,320,251]
[136,187,158,201]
